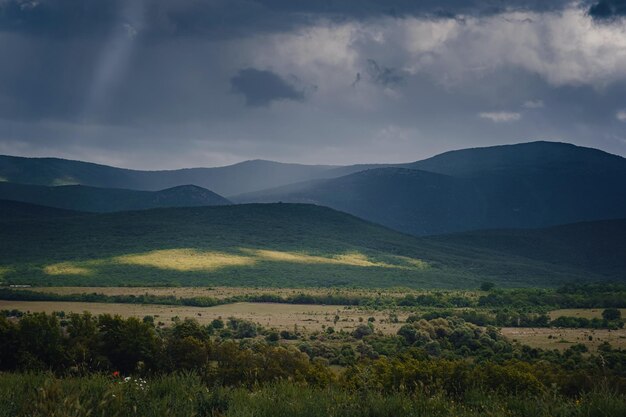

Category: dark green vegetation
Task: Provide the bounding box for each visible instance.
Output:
[0,182,230,212]
[2,375,623,417]
[1,201,625,287]
[235,142,626,235]
[1,312,625,416]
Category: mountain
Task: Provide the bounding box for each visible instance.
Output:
[405,141,626,176]
[0,156,339,196]
[0,200,623,288]
[235,142,626,235]
[0,183,230,212]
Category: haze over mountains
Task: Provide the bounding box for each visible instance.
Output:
[1,141,625,235]
[0,183,230,213]
[0,155,341,196]
[238,141,626,235]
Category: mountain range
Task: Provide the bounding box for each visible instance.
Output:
[0,182,230,212]
[1,141,625,235]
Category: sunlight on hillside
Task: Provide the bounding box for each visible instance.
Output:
[44,263,93,276]
[115,249,255,271]
[244,249,398,268]
[394,256,429,269]
[41,248,429,276]
[0,266,10,283]
[51,177,80,186]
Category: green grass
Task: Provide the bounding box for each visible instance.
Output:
[0,202,623,288]
[0,373,624,417]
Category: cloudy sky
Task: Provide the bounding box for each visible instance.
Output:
[0,0,625,169]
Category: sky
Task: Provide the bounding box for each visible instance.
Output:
[0,0,625,169]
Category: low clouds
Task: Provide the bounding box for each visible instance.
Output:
[230,68,307,107]
[617,110,626,122]
[479,112,522,123]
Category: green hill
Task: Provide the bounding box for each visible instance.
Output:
[0,201,623,288]
[0,183,230,212]
[422,219,626,279]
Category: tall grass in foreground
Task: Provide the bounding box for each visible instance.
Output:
[1,373,624,417]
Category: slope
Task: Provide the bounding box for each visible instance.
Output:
[0,201,623,288]
[0,199,83,221]
[0,182,230,212]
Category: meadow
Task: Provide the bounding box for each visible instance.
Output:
[0,300,407,334]
[1,374,624,417]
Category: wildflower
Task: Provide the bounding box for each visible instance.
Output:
[112,371,120,378]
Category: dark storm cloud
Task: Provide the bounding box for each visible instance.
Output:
[230,68,306,107]
[0,0,625,168]
[588,0,626,19]
[0,0,579,39]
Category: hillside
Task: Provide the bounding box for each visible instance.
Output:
[235,142,626,235]
[0,182,230,212]
[0,156,338,196]
[421,218,626,279]
[0,201,623,288]
[0,199,82,220]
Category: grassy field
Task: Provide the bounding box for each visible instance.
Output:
[501,327,626,351]
[3,374,624,417]
[0,300,407,334]
[5,296,626,351]
[549,308,626,320]
[26,285,479,300]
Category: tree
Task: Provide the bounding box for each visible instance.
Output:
[167,336,207,370]
[602,308,622,321]
[352,324,373,339]
[398,324,417,344]
[480,282,496,291]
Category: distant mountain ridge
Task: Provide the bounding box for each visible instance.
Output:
[0,156,340,196]
[2,141,625,235]
[234,142,626,235]
[0,182,230,212]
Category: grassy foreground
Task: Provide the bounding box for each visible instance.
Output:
[1,373,624,417]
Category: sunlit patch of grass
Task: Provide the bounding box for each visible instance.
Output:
[38,248,429,278]
[114,249,256,271]
[51,176,79,186]
[0,266,10,283]
[242,249,400,268]
[43,263,93,276]
[394,256,429,269]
